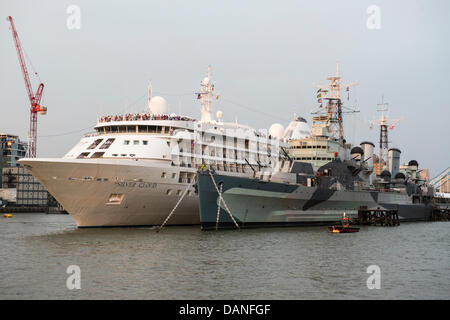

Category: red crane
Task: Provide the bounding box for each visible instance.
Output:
[7,16,47,158]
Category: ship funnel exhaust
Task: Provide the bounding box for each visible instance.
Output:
[388,148,401,177]
[360,141,375,170]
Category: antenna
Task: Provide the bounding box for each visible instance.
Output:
[368,96,401,173]
[148,81,152,103]
[197,65,214,122]
[311,63,359,143]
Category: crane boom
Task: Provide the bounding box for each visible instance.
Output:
[7,16,46,158]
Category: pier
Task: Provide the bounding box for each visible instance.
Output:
[357,207,400,226]
[431,205,450,221]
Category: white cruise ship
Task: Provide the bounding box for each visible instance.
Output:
[19,68,289,227]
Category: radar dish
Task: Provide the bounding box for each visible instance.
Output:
[147,96,168,115]
[269,123,285,140]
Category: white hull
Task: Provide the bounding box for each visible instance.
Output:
[20,158,205,227]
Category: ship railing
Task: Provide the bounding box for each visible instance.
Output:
[97,114,196,123]
[83,132,98,138]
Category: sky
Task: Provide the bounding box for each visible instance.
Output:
[1,0,449,177]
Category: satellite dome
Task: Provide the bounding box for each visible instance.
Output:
[216,110,223,121]
[408,160,418,167]
[148,96,168,115]
[350,146,364,155]
[269,123,285,140]
[290,119,310,140]
[202,77,210,86]
[395,172,406,180]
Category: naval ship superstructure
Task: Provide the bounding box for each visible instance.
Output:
[19,68,287,227]
[196,68,438,229]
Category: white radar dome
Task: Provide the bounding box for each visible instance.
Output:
[202,77,210,85]
[290,118,310,140]
[216,110,223,121]
[269,123,285,140]
[147,96,168,115]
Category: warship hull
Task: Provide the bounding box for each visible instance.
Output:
[197,172,433,230]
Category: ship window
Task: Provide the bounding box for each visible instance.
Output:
[139,125,148,133]
[118,126,127,133]
[133,140,139,145]
[166,189,173,195]
[176,190,182,196]
[124,140,130,145]
[87,139,103,149]
[77,152,90,159]
[142,140,148,145]
[127,126,136,133]
[112,154,118,157]
[161,172,166,178]
[91,152,105,158]
[106,193,124,205]
[171,173,176,179]
[100,138,115,149]
[104,127,111,133]
[121,154,126,157]
[111,126,118,133]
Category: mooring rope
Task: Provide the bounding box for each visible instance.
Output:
[208,170,240,230]
[216,183,222,231]
[157,180,194,232]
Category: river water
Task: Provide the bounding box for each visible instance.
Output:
[0,213,448,299]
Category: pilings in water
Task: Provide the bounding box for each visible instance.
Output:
[431,206,450,221]
[357,207,400,226]
[0,206,46,213]
[0,206,67,214]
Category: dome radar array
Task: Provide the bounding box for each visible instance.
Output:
[274,114,311,141]
[147,82,168,115]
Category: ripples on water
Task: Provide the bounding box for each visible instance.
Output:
[0,213,448,299]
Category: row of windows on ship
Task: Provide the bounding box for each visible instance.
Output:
[293,156,335,161]
[95,125,175,134]
[290,145,328,149]
[95,125,272,143]
[84,134,274,152]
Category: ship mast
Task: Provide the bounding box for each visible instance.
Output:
[368,96,400,173]
[312,62,359,143]
[198,65,214,122]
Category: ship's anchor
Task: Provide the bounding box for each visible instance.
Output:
[208,170,240,230]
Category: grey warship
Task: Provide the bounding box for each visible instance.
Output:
[196,159,434,230]
[196,66,440,230]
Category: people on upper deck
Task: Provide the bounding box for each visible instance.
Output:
[98,113,194,123]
